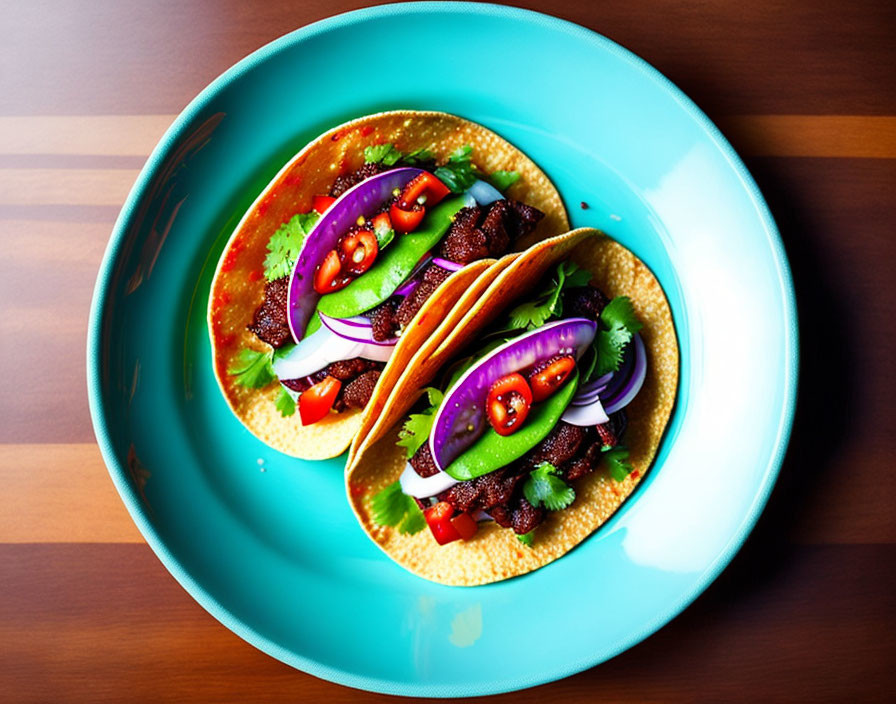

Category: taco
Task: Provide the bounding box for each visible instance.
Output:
[346,228,678,585]
[208,111,569,459]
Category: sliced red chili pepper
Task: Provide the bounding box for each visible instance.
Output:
[424,501,462,545]
[528,355,577,402]
[371,212,393,238]
[389,202,426,233]
[311,195,336,214]
[450,512,478,540]
[399,172,450,210]
[340,229,379,275]
[486,373,533,436]
[313,249,351,294]
[299,376,341,425]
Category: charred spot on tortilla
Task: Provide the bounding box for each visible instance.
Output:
[207,111,569,460]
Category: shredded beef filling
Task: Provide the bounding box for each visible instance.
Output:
[247,277,292,348]
[437,199,543,264]
[368,298,400,342]
[395,264,452,328]
[409,442,440,478]
[329,162,386,198]
[280,358,384,412]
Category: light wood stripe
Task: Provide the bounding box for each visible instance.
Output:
[0,444,144,543]
[0,115,894,163]
[0,115,176,156]
[0,168,140,206]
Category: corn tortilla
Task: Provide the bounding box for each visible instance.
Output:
[208,111,570,459]
[346,229,678,584]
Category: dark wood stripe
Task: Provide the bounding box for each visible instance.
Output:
[0,543,892,702]
[1,1,893,116]
[0,154,148,169]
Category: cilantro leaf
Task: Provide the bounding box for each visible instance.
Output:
[370,481,426,534]
[593,296,643,377]
[364,143,403,165]
[227,348,275,389]
[489,170,520,192]
[508,298,553,331]
[364,143,434,166]
[396,387,443,458]
[517,531,534,547]
[523,462,576,511]
[264,211,319,281]
[275,386,296,417]
[506,260,591,331]
[603,446,634,482]
[434,145,481,193]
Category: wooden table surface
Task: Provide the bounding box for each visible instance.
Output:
[2,1,894,701]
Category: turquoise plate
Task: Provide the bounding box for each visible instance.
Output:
[88,2,797,696]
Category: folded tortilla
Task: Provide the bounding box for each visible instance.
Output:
[207,110,569,459]
[346,228,679,584]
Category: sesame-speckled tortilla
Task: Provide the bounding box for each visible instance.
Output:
[208,111,570,460]
[346,229,679,585]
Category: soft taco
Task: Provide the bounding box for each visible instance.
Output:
[346,229,678,585]
[208,111,569,459]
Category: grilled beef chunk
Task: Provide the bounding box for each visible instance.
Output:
[562,286,608,322]
[280,358,383,412]
[247,277,292,348]
[437,199,544,264]
[395,264,452,328]
[526,422,587,470]
[343,370,381,409]
[368,298,400,341]
[437,467,526,514]
[410,443,440,478]
[329,162,385,198]
[510,499,544,534]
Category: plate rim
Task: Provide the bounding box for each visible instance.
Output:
[86,1,799,696]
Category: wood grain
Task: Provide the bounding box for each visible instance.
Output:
[1,543,893,703]
[1,0,894,701]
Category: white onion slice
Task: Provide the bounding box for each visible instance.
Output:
[399,462,461,499]
[272,324,394,380]
[468,180,504,205]
[561,396,610,426]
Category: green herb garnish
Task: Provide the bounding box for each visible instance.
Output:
[370,481,426,534]
[507,260,591,331]
[364,143,433,166]
[434,145,481,193]
[489,170,520,192]
[603,446,634,482]
[593,297,643,377]
[522,462,576,511]
[274,386,296,417]
[227,348,275,389]
[396,387,444,458]
[517,531,534,547]
[264,211,319,281]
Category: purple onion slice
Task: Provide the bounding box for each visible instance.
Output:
[286,167,422,342]
[429,318,597,471]
[318,312,398,346]
[603,334,647,413]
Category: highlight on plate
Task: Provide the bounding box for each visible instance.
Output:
[207,111,569,459]
[346,229,679,585]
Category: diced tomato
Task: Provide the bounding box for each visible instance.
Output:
[313,250,350,294]
[529,355,577,402]
[450,512,478,540]
[389,202,426,233]
[424,501,462,545]
[312,195,336,214]
[299,376,341,425]
[340,229,378,275]
[486,373,533,436]
[371,212,393,238]
[399,172,450,209]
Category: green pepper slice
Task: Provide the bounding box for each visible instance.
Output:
[443,370,580,481]
[315,195,467,318]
